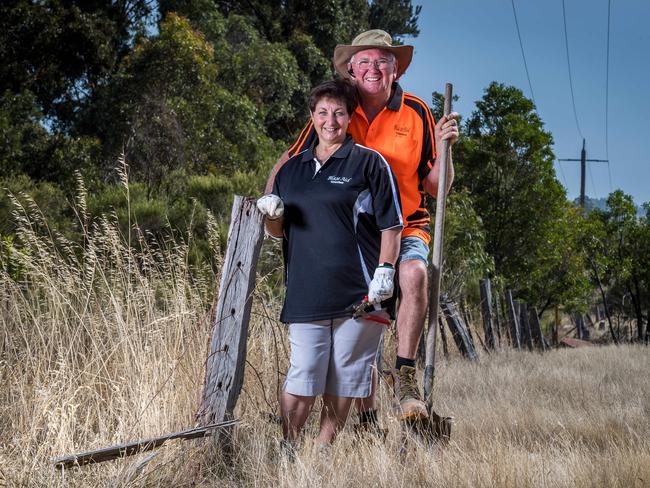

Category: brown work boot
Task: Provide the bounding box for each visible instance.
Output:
[393,366,429,421]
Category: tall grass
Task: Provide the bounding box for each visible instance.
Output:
[1,193,649,487]
[1,189,219,486]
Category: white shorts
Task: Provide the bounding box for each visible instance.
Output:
[284,314,386,398]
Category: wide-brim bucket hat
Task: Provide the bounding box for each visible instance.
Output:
[333,29,413,80]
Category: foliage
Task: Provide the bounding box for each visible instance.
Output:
[162,0,422,137]
[0,91,101,186]
[455,83,575,311]
[583,190,650,341]
[525,203,591,314]
[0,175,77,238]
[214,14,309,140]
[81,13,282,188]
[0,0,154,128]
[433,190,493,302]
[369,0,421,41]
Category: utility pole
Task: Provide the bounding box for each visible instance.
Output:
[559,139,608,208]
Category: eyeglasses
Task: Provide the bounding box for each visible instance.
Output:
[350,58,394,71]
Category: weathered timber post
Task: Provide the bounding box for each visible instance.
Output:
[519,302,534,351]
[479,278,495,349]
[199,196,264,428]
[438,316,449,359]
[459,298,477,349]
[440,296,478,361]
[595,305,605,330]
[573,313,582,339]
[553,305,560,346]
[505,290,521,349]
[493,292,502,347]
[573,313,589,340]
[529,307,546,351]
[582,314,590,339]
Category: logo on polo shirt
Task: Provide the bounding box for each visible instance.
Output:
[394,124,410,136]
[327,176,351,185]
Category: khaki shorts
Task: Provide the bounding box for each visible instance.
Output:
[284,314,386,398]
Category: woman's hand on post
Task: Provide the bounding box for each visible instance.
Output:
[367,264,395,304]
[256,194,284,220]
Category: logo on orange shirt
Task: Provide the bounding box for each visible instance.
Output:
[394,125,410,136]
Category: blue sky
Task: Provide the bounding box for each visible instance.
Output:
[398,0,650,206]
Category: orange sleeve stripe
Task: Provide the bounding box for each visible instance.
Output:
[404,94,437,159]
[288,120,314,155]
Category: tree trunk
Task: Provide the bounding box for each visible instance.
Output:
[588,257,618,344]
[630,277,644,342]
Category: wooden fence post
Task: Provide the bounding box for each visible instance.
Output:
[438,316,449,359]
[479,278,495,349]
[519,302,534,351]
[553,305,560,346]
[574,313,589,340]
[198,196,264,428]
[505,290,521,349]
[493,292,502,347]
[529,307,546,351]
[440,296,478,361]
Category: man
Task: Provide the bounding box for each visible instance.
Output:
[263,29,459,424]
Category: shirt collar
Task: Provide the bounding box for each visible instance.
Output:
[352,82,403,121]
[301,134,355,162]
[387,82,403,111]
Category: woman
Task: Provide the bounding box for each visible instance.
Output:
[256,80,402,450]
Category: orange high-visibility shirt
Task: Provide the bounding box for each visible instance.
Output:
[288,83,437,244]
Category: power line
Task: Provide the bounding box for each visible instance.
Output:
[605,0,614,192]
[510,0,536,106]
[509,3,571,193]
[556,160,569,189]
[561,0,584,140]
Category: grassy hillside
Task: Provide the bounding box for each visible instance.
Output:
[1,211,649,487]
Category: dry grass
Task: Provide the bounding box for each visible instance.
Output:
[1,200,649,487]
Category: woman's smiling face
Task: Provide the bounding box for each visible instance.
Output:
[310,97,351,146]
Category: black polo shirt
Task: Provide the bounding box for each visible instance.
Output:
[272,135,403,323]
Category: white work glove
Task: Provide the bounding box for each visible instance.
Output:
[256,194,284,220]
[367,264,395,304]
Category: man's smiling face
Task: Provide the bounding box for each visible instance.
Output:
[348,48,398,99]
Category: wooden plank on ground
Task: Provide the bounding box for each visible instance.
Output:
[198,196,265,426]
[52,420,239,469]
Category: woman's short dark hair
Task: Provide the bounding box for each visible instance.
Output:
[308,79,357,116]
